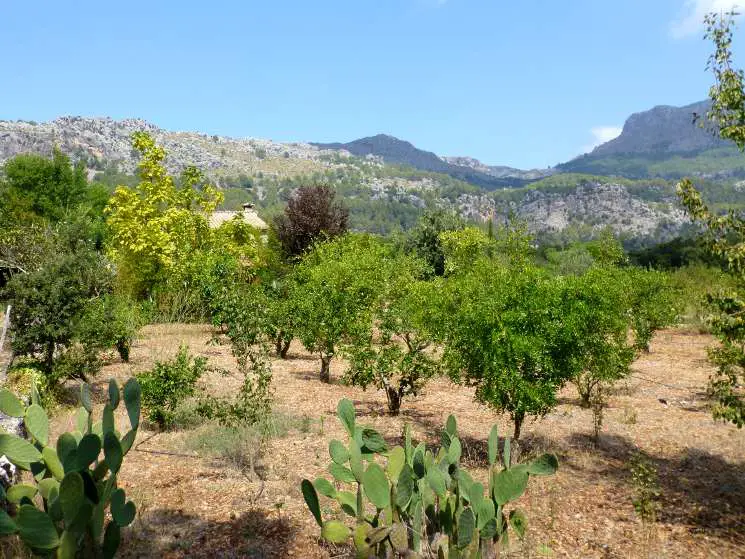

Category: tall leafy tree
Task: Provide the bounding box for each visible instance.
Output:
[0,149,87,224]
[105,132,223,296]
[272,184,348,258]
[405,210,465,276]
[677,11,745,427]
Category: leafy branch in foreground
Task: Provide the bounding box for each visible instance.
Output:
[302,399,558,558]
[677,11,745,427]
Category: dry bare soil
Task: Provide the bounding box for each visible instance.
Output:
[50,326,745,558]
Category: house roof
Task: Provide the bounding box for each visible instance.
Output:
[208,208,268,230]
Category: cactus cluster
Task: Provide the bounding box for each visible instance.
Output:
[302,399,558,558]
[0,378,141,557]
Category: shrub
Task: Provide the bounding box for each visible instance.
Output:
[302,399,558,556]
[137,347,206,428]
[440,261,597,439]
[569,267,636,408]
[625,268,679,352]
[629,453,662,524]
[404,210,465,276]
[75,295,143,362]
[0,379,142,557]
[195,346,273,429]
[2,249,112,375]
[291,234,391,382]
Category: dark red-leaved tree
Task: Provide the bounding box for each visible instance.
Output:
[273,185,349,258]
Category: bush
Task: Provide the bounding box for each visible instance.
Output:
[137,347,207,428]
[404,210,465,276]
[302,399,558,556]
[439,261,594,439]
[343,265,440,415]
[75,295,143,362]
[0,379,142,557]
[2,249,112,375]
[625,268,680,352]
[291,234,392,382]
[195,346,273,429]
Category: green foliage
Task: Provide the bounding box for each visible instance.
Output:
[75,295,144,362]
[2,247,113,376]
[569,267,636,407]
[105,132,223,296]
[703,292,745,426]
[704,11,745,150]
[343,257,439,414]
[625,268,679,352]
[0,379,141,557]
[290,234,392,382]
[301,399,558,557]
[136,346,206,428]
[195,345,273,429]
[629,453,661,524]
[439,227,496,276]
[439,260,607,439]
[676,12,745,427]
[0,150,88,224]
[404,210,465,276]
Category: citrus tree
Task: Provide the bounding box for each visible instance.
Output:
[290,234,391,383]
[343,255,441,414]
[568,266,636,407]
[439,260,586,440]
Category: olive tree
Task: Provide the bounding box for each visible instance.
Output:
[290,234,390,382]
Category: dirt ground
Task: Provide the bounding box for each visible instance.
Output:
[40,325,745,558]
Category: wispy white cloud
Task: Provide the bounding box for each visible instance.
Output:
[670,0,742,39]
[581,126,622,154]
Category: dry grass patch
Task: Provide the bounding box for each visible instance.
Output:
[33,327,745,558]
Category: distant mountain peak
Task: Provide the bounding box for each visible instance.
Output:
[586,100,723,157]
[312,136,537,189]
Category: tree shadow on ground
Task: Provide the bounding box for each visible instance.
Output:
[566,432,745,543]
[121,507,321,558]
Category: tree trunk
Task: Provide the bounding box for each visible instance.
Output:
[513,413,524,441]
[319,355,331,383]
[280,337,291,359]
[385,386,402,415]
[275,332,286,357]
[44,341,55,373]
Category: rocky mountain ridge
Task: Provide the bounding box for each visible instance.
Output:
[0,110,728,242]
[0,116,342,178]
[440,155,555,181]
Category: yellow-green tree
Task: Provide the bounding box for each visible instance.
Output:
[105,132,222,295]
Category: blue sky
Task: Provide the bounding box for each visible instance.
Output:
[1,0,743,168]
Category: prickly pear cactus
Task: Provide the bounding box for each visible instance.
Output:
[0,378,141,558]
[301,399,558,558]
